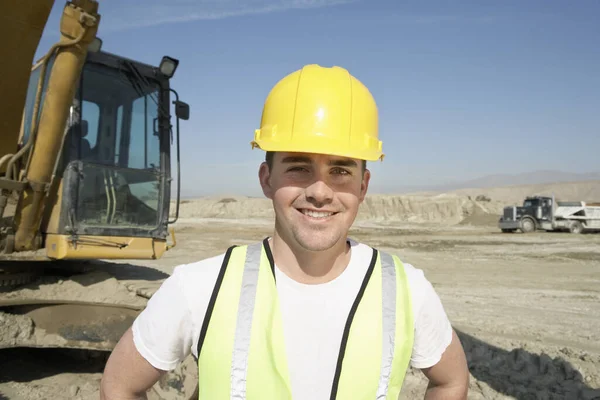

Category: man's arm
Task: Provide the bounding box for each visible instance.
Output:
[420,329,469,400]
[100,327,167,400]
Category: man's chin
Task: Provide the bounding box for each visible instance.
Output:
[293,232,344,252]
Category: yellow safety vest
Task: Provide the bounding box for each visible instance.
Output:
[196,238,414,399]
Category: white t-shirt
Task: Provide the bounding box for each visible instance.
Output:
[132,239,452,399]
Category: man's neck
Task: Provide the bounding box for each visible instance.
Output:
[269,233,351,285]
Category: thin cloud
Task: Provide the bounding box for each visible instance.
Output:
[406,14,498,24]
[97,0,357,32]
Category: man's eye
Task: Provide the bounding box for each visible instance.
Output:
[332,168,351,175]
[288,166,308,172]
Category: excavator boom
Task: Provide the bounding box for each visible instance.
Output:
[13,0,100,252]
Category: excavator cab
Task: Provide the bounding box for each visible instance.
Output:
[10,48,188,260]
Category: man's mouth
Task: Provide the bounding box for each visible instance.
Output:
[297,209,337,219]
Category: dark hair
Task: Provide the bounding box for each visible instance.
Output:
[265,151,366,172]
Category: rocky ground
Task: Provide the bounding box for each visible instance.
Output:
[1,188,600,399]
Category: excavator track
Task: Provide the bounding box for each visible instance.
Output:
[0,271,37,288]
[0,259,41,288]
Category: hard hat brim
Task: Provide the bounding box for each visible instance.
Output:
[251,139,384,162]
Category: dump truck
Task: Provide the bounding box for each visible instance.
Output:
[498,195,600,234]
[0,0,189,361]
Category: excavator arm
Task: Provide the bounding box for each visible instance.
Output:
[1,0,101,252]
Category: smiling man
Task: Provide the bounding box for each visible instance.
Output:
[100,65,470,400]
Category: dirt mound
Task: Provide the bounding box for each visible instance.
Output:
[459,201,502,227]
[176,196,274,219]
[358,194,504,225]
[2,271,146,307]
[459,333,600,400]
[399,331,600,400]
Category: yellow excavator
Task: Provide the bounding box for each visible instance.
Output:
[0,0,188,359]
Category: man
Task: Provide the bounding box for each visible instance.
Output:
[100,64,469,399]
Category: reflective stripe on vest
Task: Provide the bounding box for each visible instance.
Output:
[196,238,414,399]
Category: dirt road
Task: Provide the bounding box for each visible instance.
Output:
[1,218,599,399]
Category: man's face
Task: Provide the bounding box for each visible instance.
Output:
[259,152,370,252]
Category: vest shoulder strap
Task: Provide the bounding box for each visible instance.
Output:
[196,243,238,359]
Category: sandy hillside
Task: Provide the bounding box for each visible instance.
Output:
[450,180,600,205]
[173,180,599,229]
[174,194,506,226]
[174,180,599,225]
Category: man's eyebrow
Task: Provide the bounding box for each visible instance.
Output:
[329,159,358,167]
[281,156,312,164]
[280,156,358,167]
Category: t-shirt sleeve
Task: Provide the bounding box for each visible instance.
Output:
[409,270,453,369]
[132,267,194,371]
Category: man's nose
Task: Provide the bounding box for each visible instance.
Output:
[305,178,334,207]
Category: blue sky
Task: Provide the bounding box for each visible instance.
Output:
[36,0,600,197]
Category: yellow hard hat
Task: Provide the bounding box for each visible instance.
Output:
[251,64,384,161]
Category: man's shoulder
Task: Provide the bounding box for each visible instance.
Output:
[172,249,229,280]
[171,241,259,283]
[349,239,428,284]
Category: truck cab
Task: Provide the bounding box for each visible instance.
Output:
[498,196,554,233]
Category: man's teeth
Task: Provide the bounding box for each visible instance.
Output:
[302,210,334,218]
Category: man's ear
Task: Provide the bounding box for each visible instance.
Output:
[359,168,371,203]
[258,162,273,199]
